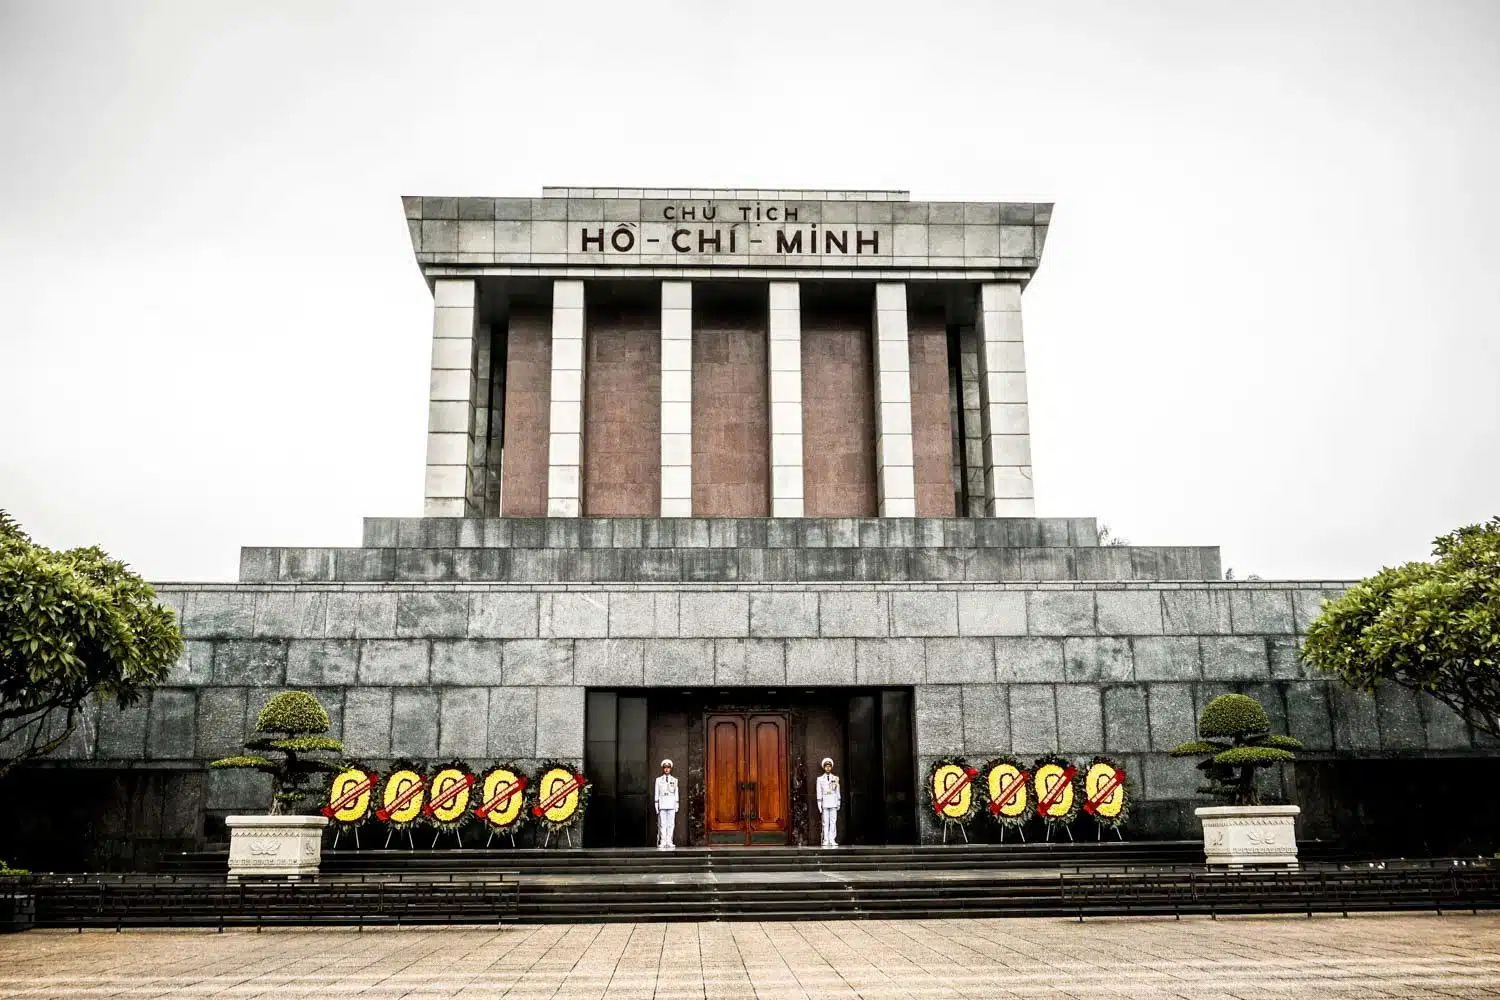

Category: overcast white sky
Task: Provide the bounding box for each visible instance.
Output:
[1,1,1497,583]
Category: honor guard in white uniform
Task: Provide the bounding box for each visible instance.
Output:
[816,757,841,847]
[654,759,679,849]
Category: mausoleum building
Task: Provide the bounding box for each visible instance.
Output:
[6,187,1489,866]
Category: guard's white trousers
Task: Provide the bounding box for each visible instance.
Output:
[657,808,676,848]
[821,806,839,846]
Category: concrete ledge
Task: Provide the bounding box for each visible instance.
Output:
[241,545,1221,584]
[360,517,1101,550]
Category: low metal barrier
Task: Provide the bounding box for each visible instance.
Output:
[1057,863,1500,921]
[8,858,1497,928]
[6,872,520,931]
[1,881,36,933]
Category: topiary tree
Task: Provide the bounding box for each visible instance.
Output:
[1,510,182,778]
[210,691,345,814]
[1171,694,1302,806]
[1302,516,1500,738]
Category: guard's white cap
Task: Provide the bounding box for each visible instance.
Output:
[661,758,673,768]
[821,757,834,767]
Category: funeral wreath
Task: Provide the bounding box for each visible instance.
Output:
[530,759,590,836]
[927,756,981,826]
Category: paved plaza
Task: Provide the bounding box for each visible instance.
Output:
[1,914,1499,999]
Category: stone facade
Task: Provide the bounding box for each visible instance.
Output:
[11,187,1481,864]
[407,188,1048,274]
[236,516,1221,584]
[47,528,1479,846]
[414,188,1046,519]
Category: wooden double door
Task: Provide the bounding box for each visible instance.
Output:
[705,713,789,845]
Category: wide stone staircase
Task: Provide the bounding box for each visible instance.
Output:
[120,840,1499,925]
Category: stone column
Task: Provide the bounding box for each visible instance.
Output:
[660,281,693,517]
[975,282,1035,516]
[767,281,804,517]
[469,323,493,515]
[546,279,586,517]
[872,282,917,517]
[424,278,479,517]
[482,324,505,517]
[958,324,987,517]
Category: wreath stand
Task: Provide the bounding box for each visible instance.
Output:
[383,827,417,850]
[939,818,970,844]
[1044,821,1075,843]
[997,824,1026,843]
[330,826,364,851]
[542,825,576,849]
[430,827,466,849]
[1096,823,1124,842]
[484,827,520,849]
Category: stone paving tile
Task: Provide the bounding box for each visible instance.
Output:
[2,914,1500,998]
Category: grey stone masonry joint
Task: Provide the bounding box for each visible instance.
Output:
[1026,592,1095,636]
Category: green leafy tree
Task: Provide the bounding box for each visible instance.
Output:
[0,510,182,779]
[1302,516,1500,737]
[211,691,345,814]
[1171,694,1301,806]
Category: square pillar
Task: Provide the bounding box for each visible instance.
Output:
[768,281,804,517]
[481,322,506,517]
[660,281,693,517]
[958,324,987,517]
[424,278,479,517]
[872,282,916,517]
[469,322,493,515]
[976,282,1035,516]
[546,279,586,517]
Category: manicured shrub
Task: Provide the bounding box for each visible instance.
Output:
[1197,693,1270,739]
[210,691,345,814]
[1172,694,1302,806]
[255,690,330,735]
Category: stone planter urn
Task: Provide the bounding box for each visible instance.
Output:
[1195,804,1300,867]
[226,815,329,879]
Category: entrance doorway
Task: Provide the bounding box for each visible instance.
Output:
[582,688,915,848]
[705,713,789,845]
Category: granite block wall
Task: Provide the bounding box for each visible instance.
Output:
[909,306,954,517]
[239,516,1226,585]
[583,300,661,516]
[498,306,552,516]
[692,293,770,516]
[49,578,1487,848]
[800,301,878,517]
[238,543,1223,584]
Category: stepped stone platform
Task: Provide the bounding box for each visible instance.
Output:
[41,510,1485,865]
[164,841,1221,877]
[236,516,1223,583]
[27,843,1500,926]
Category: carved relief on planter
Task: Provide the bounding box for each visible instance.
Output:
[225,815,329,879]
[1194,805,1300,867]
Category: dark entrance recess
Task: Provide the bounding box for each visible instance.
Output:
[583,688,915,848]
